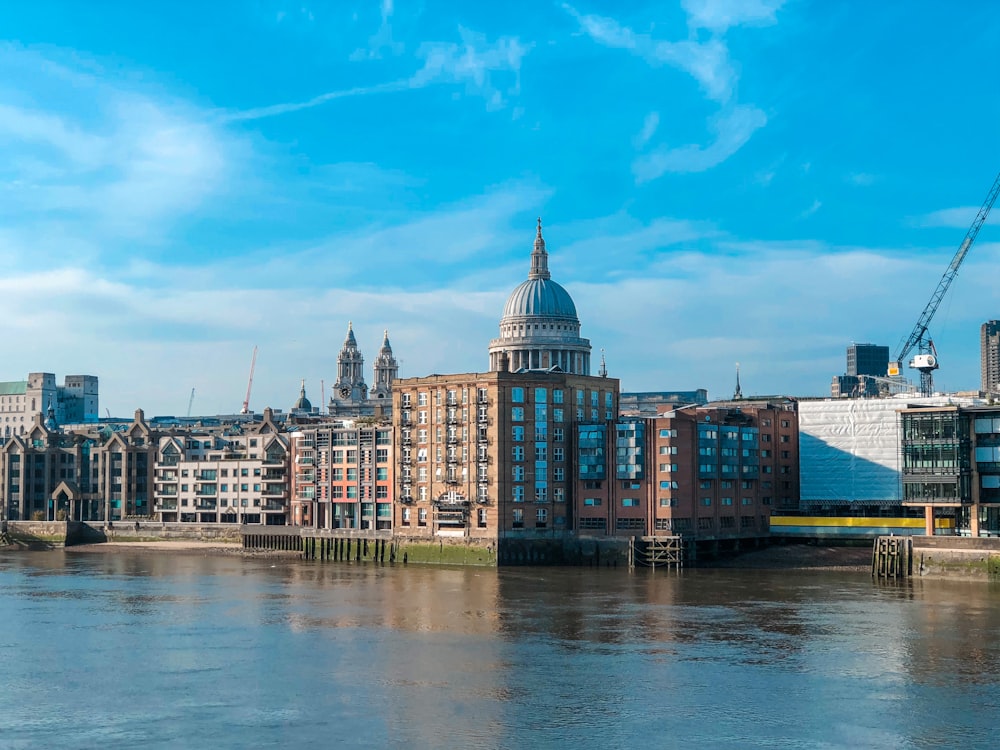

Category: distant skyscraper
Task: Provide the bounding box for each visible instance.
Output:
[832,344,890,398]
[846,343,889,377]
[981,320,1000,393]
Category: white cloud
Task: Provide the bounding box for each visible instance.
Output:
[848,172,878,186]
[565,5,736,103]
[681,0,785,34]
[0,51,241,247]
[565,4,777,179]
[633,111,660,149]
[800,199,822,218]
[226,26,530,122]
[916,206,1000,229]
[633,104,767,179]
[412,28,531,111]
[350,0,405,61]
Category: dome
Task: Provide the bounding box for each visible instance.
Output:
[292,380,312,413]
[488,218,592,375]
[502,277,578,320]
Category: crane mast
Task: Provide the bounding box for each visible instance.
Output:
[890,170,1000,396]
[187,388,195,418]
[241,346,258,415]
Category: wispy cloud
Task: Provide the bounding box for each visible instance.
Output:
[915,206,1000,229]
[224,26,530,122]
[350,0,404,61]
[412,28,531,111]
[0,51,239,243]
[799,199,822,218]
[632,111,660,149]
[633,104,767,179]
[218,80,409,123]
[564,5,736,103]
[848,172,877,186]
[681,0,785,34]
[564,3,777,180]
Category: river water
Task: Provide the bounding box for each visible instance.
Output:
[0,550,998,749]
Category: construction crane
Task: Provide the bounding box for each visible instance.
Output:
[240,346,258,415]
[186,388,195,418]
[889,170,1000,396]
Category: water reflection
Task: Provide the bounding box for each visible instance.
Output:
[0,550,999,748]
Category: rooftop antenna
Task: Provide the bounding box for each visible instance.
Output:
[733,362,742,400]
[320,379,325,415]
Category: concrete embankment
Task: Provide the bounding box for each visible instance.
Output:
[911,537,1000,580]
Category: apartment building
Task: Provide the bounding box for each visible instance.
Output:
[288,419,393,530]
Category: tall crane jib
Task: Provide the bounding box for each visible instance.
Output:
[888,170,1000,396]
[241,346,258,415]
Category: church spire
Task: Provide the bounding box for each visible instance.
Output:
[599,348,607,378]
[529,217,551,281]
[734,362,742,400]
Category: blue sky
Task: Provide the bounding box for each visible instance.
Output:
[3,1,1000,416]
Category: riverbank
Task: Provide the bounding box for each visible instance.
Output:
[66,540,298,559]
[701,543,872,572]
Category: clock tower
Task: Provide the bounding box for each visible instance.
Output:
[371,329,398,402]
[330,322,368,412]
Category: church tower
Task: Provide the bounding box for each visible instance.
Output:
[331,322,367,409]
[371,329,398,402]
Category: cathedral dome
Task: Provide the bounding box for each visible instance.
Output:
[501,277,578,320]
[488,219,592,375]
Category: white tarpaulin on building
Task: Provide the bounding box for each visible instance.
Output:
[799,396,980,505]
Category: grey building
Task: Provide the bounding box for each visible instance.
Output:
[0,372,99,438]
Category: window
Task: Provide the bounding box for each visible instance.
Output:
[534,388,547,403]
[512,407,524,422]
[622,498,639,507]
[512,387,525,403]
[742,497,753,505]
[536,508,548,528]
[584,497,602,506]
[553,408,564,423]
[513,426,524,441]
[659,428,677,438]
[418,508,427,525]
[417,392,428,406]
[721,497,733,506]
[699,480,712,489]
[701,497,712,506]
[553,467,564,482]
[659,463,678,472]
[553,428,564,443]
[535,445,547,461]
[660,480,679,490]
[513,466,525,481]
[513,446,524,461]
[553,390,564,404]
[513,486,524,502]
[660,446,678,455]
[659,498,677,507]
